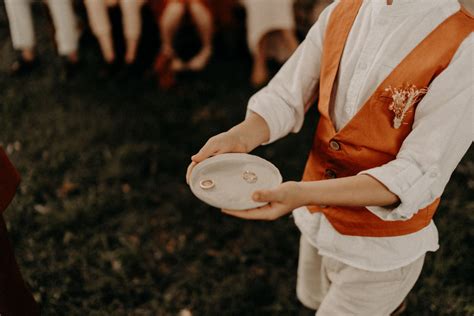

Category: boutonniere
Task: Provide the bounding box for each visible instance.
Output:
[384,84,428,129]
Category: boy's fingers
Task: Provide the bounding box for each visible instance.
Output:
[222,205,274,220]
[252,189,281,203]
[186,161,197,184]
[192,142,218,162]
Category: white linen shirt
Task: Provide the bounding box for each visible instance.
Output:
[246,0,473,271]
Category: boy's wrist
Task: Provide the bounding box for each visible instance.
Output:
[297,181,322,207]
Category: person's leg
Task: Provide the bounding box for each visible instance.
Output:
[4,0,37,73]
[159,0,186,56]
[251,34,270,87]
[296,235,330,311]
[84,0,116,63]
[316,255,425,315]
[46,0,80,63]
[154,0,186,87]
[280,29,299,55]
[120,0,143,64]
[0,216,39,316]
[187,0,213,71]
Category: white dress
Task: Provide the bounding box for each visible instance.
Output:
[241,0,296,61]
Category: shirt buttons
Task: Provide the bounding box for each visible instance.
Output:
[325,169,337,179]
[429,172,438,178]
[329,140,341,151]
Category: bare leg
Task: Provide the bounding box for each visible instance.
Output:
[121,0,142,64]
[160,0,186,67]
[281,29,299,54]
[84,0,115,63]
[251,35,269,87]
[187,0,213,71]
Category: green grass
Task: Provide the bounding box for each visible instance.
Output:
[0,6,473,316]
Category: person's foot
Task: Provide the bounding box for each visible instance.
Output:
[124,50,136,66]
[171,58,186,72]
[9,55,38,76]
[186,46,212,72]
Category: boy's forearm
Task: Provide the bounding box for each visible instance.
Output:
[227,112,270,152]
[298,175,400,208]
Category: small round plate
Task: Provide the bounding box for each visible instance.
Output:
[189,153,282,211]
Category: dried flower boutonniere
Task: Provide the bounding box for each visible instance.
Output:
[385,85,428,129]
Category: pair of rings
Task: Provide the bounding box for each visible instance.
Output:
[199,171,258,190]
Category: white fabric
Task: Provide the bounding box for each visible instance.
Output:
[84,0,142,40]
[241,0,296,61]
[247,0,473,271]
[297,235,425,315]
[5,0,79,55]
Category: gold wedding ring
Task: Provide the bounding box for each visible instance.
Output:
[242,171,258,183]
[199,179,215,190]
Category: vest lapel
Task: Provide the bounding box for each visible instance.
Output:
[318,0,363,132]
[336,10,474,151]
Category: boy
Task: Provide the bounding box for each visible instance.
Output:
[188,0,473,314]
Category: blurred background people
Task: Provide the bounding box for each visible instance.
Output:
[84,0,145,70]
[4,0,80,75]
[311,0,333,24]
[241,0,299,87]
[151,0,214,88]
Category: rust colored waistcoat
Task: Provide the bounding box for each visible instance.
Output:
[0,148,20,213]
[302,0,474,237]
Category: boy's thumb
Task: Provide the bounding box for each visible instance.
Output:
[252,189,277,202]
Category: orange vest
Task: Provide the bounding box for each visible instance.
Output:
[302,0,474,237]
[0,148,20,214]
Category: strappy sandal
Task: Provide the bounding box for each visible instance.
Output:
[153,52,176,90]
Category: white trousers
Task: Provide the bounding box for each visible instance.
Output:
[4,0,79,55]
[84,0,142,41]
[297,235,425,316]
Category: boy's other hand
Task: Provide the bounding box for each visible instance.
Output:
[222,181,304,220]
[186,131,249,184]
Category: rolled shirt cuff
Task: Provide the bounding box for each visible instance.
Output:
[360,159,441,221]
[246,92,297,145]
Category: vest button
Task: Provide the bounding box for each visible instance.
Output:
[325,169,337,179]
[329,140,341,151]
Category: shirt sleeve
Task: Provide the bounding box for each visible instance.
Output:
[245,2,338,144]
[360,33,474,221]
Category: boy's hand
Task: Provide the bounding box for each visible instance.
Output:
[186,112,270,184]
[222,181,305,220]
[186,131,249,184]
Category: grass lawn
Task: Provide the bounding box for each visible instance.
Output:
[0,5,473,315]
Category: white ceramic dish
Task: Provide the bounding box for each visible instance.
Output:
[189,153,283,210]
